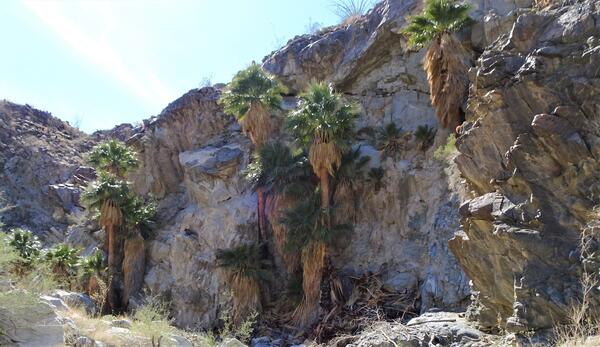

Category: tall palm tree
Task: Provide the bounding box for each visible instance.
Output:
[281,192,351,326]
[245,141,313,272]
[84,140,144,312]
[333,146,370,223]
[220,63,286,239]
[220,63,286,147]
[403,0,472,130]
[286,82,358,218]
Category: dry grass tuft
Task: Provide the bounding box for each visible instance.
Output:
[554,212,600,346]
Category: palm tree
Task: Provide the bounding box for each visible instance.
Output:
[79,248,106,295]
[245,141,312,272]
[333,147,370,223]
[85,141,141,312]
[87,140,139,178]
[286,82,358,218]
[281,192,351,326]
[220,63,286,147]
[403,0,472,130]
[220,63,286,239]
[216,243,269,324]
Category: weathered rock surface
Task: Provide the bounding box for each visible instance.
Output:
[450,0,600,332]
[0,101,95,241]
[128,88,257,328]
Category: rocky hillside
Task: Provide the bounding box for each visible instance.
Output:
[0,101,92,242]
[1,0,600,345]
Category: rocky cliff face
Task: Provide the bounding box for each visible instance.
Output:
[450,0,600,332]
[0,101,94,242]
[127,0,536,329]
[125,88,257,328]
[3,0,599,341]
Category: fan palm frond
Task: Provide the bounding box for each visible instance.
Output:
[220,63,286,146]
[87,140,138,178]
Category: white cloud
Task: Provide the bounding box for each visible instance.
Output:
[21,0,175,110]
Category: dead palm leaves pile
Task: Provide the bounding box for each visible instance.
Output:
[314,272,419,342]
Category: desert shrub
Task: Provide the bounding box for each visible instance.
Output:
[131,296,174,346]
[433,134,457,162]
[213,307,258,344]
[414,125,436,150]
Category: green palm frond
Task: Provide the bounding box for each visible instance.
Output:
[87,140,138,177]
[244,141,313,197]
[121,195,156,237]
[367,167,385,191]
[403,0,473,46]
[7,228,41,261]
[79,248,106,275]
[82,172,131,211]
[335,146,370,188]
[286,82,358,151]
[281,192,352,250]
[216,243,270,281]
[45,244,80,271]
[220,63,286,120]
[414,125,437,149]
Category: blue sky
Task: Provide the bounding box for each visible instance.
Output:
[0,1,342,133]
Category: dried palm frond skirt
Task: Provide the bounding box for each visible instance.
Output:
[266,195,301,273]
[423,33,469,129]
[293,241,327,327]
[231,273,261,324]
[241,101,272,146]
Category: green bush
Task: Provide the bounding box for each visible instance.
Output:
[131,296,174,346]
[433,134,457,162]
[7,228,41,261]
[45,244,81,286]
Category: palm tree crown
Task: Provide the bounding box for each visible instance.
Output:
[286,82,357,177]
[220,63,286,146]
[244,141,312,198]
[87,140,138,178]
[403,0,472,46]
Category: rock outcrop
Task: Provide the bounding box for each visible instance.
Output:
[128,88,257,328]
[450,0,600,332]
[0,101,94,242]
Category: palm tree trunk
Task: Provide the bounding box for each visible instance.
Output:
[107,224,116,272]
[106,224,119,312]
[257,188,266,241]
[318,167,331,228]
